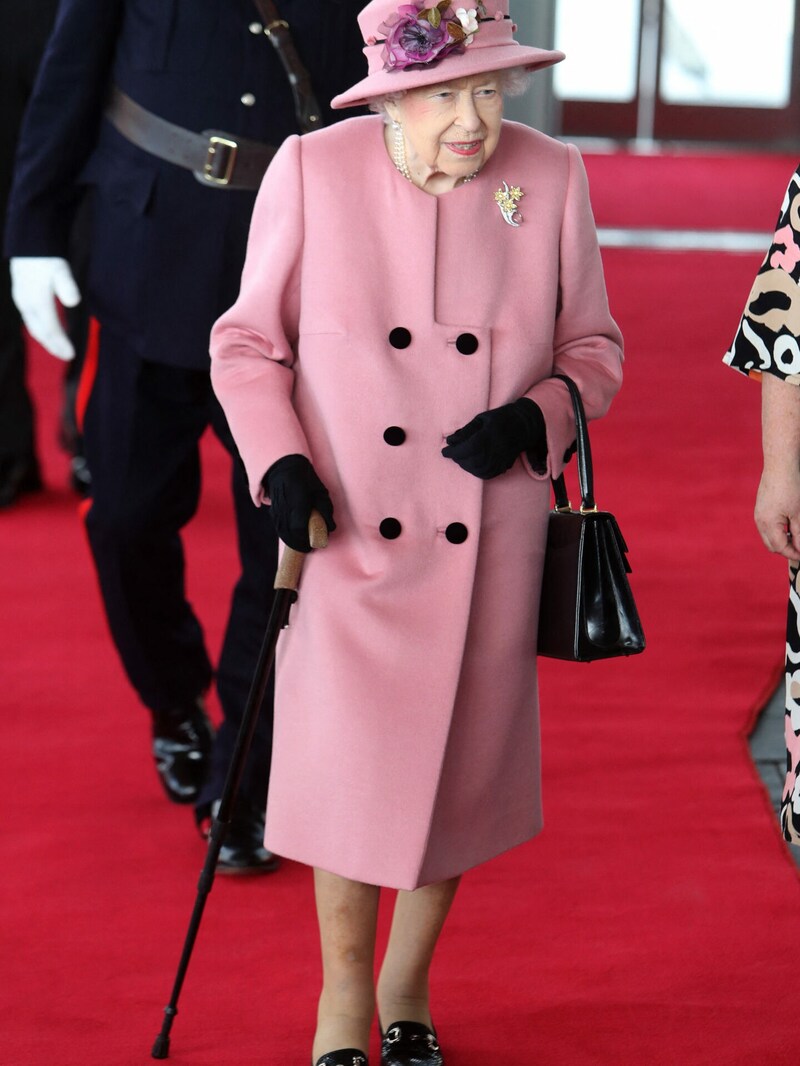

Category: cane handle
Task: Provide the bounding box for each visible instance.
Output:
[274,509,329,591]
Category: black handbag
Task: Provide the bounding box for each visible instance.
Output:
[537,374,645,662]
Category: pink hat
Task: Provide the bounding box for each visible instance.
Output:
[331,1,565,110]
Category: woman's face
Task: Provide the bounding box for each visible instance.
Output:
[387,72,504,186]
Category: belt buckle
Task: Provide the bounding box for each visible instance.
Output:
[202,134,238,186]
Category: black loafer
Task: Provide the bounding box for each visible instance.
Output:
[381,1022,443,1066]
[315,1051,368,1066]
[151,700,213,804]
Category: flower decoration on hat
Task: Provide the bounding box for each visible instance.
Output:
[456,7,480,41]
[379,2,484,72]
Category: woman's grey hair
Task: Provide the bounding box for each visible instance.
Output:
[369,66,531,119]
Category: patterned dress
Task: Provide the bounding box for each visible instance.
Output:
[724,164,800,844]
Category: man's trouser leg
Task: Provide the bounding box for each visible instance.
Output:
[197,401,279,817]
[81,328,275,824]
[82,332,214,717]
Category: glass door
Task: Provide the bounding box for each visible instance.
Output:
[656,0,799,141]
[554,0,642,138]
[556,0,800,146]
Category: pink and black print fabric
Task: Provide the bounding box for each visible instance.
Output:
[725,163,800,845]
[782,563,800,844]
[725,166,800,384]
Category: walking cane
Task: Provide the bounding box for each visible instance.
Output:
[151,512,328,1060]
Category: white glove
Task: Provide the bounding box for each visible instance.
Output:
[10,257,82,361]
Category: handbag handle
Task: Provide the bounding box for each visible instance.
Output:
[551,373,597,514]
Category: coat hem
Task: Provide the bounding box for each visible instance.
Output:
[264,819,543,891]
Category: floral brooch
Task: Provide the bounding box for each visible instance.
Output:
[495,181,524,227]
[379,2,485,72]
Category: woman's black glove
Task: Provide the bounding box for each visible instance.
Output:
[263,454,336,552]
[442,398,547,479]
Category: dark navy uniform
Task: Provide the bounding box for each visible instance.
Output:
[0,0,58,503]
[4,0,365,845]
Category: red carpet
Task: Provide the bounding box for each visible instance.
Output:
[3,155,800,1065]
[583,150,797,230]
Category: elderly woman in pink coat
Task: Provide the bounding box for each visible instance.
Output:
[210,2,623,1063]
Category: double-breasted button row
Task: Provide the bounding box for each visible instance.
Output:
[445,522,468,544]
[454,333,479,355]
[383,426,406,446]
[379,517,402,540]
[389,327,412,349]
[388,327,479,355]
[379,519,469,543]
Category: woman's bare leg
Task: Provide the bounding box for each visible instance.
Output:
[376,876,460,1031]
[312,868,380,1062]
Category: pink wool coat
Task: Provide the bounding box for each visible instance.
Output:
[210,116,623,890]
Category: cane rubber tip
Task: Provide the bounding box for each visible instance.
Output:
[151,1034,170,1059]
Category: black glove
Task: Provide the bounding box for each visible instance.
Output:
[442,398,547,479]
[263,454,336,552]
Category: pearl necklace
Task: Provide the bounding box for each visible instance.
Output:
[392,122,479,187]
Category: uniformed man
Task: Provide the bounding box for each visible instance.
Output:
[0,0,91,506]
[5,0,365,870]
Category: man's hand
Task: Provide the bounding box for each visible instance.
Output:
[10,257,81,361]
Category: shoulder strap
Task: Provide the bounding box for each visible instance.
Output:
[251,0,325,135]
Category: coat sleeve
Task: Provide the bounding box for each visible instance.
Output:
[523,143,624,480]
[723,166,800,385]
[3,0,123,257]
[210,134,312,504]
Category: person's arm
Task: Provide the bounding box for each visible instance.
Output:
[210,135,311,504]
[4,0,123,258]
[523,143,624,481]
[756,372,800,561]
[723,166,800,559]
[442,144,622,483]
[5,0,123,358]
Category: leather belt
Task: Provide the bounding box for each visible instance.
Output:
[104,87,276,190]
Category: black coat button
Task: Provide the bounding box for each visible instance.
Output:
[445,522,468,544]
[389,327,412,349]
[380,517,402,539]
[455,333,479,355]
[383,426,406,446]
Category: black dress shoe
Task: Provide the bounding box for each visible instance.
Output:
[314,1050,368,1066]
[151,700,213,804]
[381,1022,443,1066]
[198,800,281,875]
[0,454,42,508]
